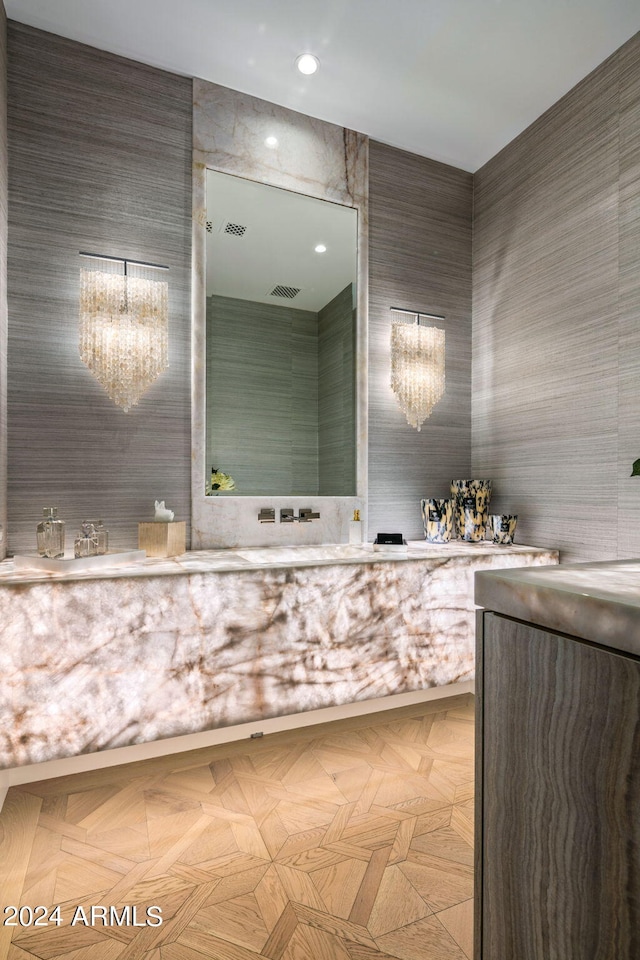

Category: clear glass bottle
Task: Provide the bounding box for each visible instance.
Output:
[74,521,99,558]
[36,506,65,559]
[91,519,109,555]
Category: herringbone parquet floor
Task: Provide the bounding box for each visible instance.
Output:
[0,694,474,960]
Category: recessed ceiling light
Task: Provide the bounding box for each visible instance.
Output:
[296,53,319,76]
[314,244,327,253]
[264,136,278,149]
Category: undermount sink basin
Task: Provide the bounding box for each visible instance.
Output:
[235,543,372,565]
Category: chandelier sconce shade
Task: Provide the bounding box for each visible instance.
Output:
[390,308,446,431]
[79,253,169,412]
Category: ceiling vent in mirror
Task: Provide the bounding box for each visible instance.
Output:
[269,285,301,299]
[223,222,247,237]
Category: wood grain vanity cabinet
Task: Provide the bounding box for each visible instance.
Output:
[475,571,640,960]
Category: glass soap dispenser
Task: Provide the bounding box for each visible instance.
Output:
[91,519,109,555]
[74,521,99,559]
[349,508,363,544]
[36,506,65,559]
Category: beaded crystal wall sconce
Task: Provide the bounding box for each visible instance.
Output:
[390,308,446,431]
[79,253,169,412]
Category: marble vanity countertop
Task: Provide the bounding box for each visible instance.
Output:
[475,559,640,658]
[0,541,556,586]
[0,540,557,770]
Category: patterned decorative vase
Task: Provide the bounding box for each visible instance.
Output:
[421,498,454,542]
[450,479,492,541]
[486,514,518,544]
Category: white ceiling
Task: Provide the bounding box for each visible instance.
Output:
[6,0,640,171]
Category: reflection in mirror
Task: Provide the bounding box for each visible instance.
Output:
[206,170,358,497]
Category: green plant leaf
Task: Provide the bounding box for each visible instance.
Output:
[631,459,640,477]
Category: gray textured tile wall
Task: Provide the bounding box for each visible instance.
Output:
[6,22,192,555]
[617,34,640,559]
[206,295,319,496]
[0,3,6,560]
[11,21,634,561]
[368,142,473,541]
[473,32,640,562]
[318,284,356,496]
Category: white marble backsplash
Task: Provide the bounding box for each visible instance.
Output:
[191,496,365,549]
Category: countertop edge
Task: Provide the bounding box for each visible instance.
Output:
[475,564,640,658]
[0,543,557,588]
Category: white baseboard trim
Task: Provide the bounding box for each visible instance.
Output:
[0,680,474,813]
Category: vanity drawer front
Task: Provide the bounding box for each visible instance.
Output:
[477,612,640,960]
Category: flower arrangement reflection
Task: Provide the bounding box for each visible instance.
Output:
[206,467,236,495]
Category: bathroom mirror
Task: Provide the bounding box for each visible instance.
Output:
[205,169,358,496]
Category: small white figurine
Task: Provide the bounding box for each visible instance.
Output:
[154,500,175,522]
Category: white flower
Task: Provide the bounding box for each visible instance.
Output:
[206,468,236,495]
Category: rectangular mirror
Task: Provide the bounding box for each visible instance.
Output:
[205,170,358,497]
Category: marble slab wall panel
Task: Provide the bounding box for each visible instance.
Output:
[193,80,368,206]
[368,142,473,542]
[0,547,556,770]
[617,33,640,559]
[472,41,631,563]
[6,23,193,555]
[192,79,368,547]
[0,3,7,561]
